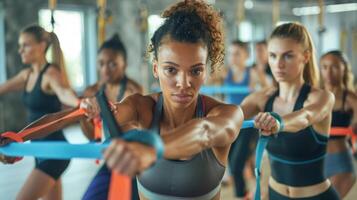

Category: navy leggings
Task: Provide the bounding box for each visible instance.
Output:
[229,128,258,197]
[82,165,139,200]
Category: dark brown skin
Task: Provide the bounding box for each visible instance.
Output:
[241,38,335,195]
[79,48,143,140]
[320,53,357,197]
[81,41,244,179]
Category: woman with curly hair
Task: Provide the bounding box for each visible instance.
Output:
[80,0,244,199]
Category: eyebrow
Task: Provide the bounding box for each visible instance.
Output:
[162,61,205,68]
[269,50,294,54]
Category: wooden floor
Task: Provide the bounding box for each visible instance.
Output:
[0,125,356,199]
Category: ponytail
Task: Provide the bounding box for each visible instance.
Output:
[21,25,70,87]
[47,32,70,87]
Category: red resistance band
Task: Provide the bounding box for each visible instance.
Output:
[0,106,131,200]
[1,108,87,143]
[330,127,356,152]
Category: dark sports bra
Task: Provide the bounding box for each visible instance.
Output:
[137,94,225,199]
[265,84,328,187]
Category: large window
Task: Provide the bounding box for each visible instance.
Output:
[0,4,6,84]
[39,6,97,91]
[148,14,164,40]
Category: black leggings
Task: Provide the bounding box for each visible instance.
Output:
[228,128,258,197]
[269,186,340,200]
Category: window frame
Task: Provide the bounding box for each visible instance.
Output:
[39,4,97,92]
[0,3,6,84]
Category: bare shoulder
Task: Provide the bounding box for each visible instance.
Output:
[244,87,276,105]
[121,93,156,109]
[82,83,100,98]
[118,93,157,128]
[308,87,334,104]
[43,65,62,79]
[254,87,276,98]
[203,95,242,114]
[18,68,32,80]
[346,90,357,108]
[126,78,143,94]
[202,95,224,111]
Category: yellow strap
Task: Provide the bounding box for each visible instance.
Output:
[48,0,57,31]
[236,0,245,26]
[318,0,324,30]
[97,0,107,46]
[49,0,57,10]
[272,0,280,27]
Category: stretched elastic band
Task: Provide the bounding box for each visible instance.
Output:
[1,132,24,143]
[17,108,86,141]
[0,142,109,159]
[254,136,270,200]
[330,127,356,152]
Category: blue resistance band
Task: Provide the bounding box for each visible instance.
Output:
[200,86,250,95]
[254,112,283,200]
[254,136,270,200]
[152,86,250,95]
[0,129,164,160]
[0,120,254,160]
[0,142,108,159]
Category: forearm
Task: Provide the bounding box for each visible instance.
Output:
[79,119,95,140]
[0,81,23,95]
[162,110,242,159]
[281,108,326,133]
[280,91,334,133]
[57,89,79,107]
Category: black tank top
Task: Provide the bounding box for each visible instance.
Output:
[330,90,353,139]
[99,76,128,102]
[23,63,62,122]
[264,84,328,186]
[137,94,225,199]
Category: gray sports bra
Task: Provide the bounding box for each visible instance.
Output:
[137,94,225,200]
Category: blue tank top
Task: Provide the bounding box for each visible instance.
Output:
[224,68,250,105]
[137,94,225,200]
[23,63,62,122]
[264,84,329,187]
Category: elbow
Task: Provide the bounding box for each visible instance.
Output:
[198,120,212,150]
[222,105,243,144]
[225,127,238,144]
[305,112,314,127]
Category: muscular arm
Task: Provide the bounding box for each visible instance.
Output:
[0,69,29,95]
[240,91,264,119]
[281,90,334,133]
[161,103,243,159]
